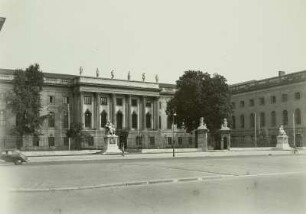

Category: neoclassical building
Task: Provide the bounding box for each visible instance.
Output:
[0,69,193,150]
[0,68,305,150]
[230,70,306,147]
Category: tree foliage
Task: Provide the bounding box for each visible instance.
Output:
[166,70,232,132]
[66,122,91,149]
[7,64,45,136]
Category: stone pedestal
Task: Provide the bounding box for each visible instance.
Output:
[196,129,208,151]
[220,129,231,150]
[103,135,122,154]
[276,135,291,150]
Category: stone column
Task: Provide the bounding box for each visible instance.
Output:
[111,94,116,125]
[127,95,132,130]
[154,98,159,130]
[142,96,146,130]
[95,93,100,129]
[80,92,84,128]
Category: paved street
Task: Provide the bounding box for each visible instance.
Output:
[1,155,306,214]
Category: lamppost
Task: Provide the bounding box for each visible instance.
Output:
[172,113,177,157]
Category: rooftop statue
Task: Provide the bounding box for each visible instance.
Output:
[142,73,145,82]
[128,71,131,80]
[79,66,83,76]
[155,74,159,83]
[111,70,114,79]
[105,120,116,136]
[96,68,100,77]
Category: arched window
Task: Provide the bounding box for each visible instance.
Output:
[85,109,92,128]
[250,113,255,128]
[132,111,138,129]
[240,114,244,128]
[282,110,288,125]
[231,116,236,129]
[0,110,5,126]
[101,110,107,127]
[63,111,68,128]
[295,108,301,125]
[167,115,172,129]
[260,112,265,127]
[146,112,152,129]
[48,112,55,127]
[271,111,276,127]
[116,111,123,129]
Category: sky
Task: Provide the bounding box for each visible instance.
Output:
[0,0,305,84]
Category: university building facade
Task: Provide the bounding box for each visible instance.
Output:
[0,69,194,151]
[0,69,305,150]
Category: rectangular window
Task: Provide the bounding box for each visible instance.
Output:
[63,137,69,146]
[63,96,69,104]
[167,137,172,145]
[270,96,276,104]
[84,96,92,104]
[159,116,161,129]
[295,92,300,100]
[100,97,108,105]
[116,98,123,106]
[48,137,55,147]
[150,137,155,146]
[282,94,288,102]
[259,97,265,105]
[249,99,254,107]
[231,102,236,109]
[131,99,137,107]
[49,96,55,104]
[146,101,152,107]
[240,101,245,108]
[178,137,183,145]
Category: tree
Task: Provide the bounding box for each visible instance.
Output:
[7,64,46,148]
[166,70,232,133]
[66,122,91,150]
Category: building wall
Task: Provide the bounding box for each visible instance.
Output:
[1,68,306,149]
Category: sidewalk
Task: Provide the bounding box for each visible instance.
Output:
[22,148,306,164]
[1,148,305,165]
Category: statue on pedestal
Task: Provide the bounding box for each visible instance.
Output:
[198,117,207,130]
[278,125,287,136]
[105,120,116,136]
[221,118,230,130]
